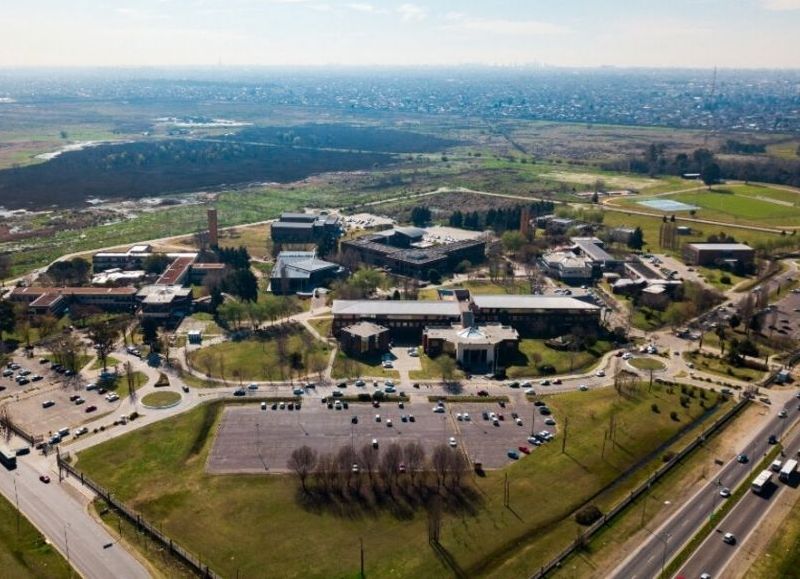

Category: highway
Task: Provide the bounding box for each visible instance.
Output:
[0,449,149,579]
[676,421,800,579]
[610,396,800,579]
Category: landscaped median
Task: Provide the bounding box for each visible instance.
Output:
[141,391,182,409]
[659,443,783,579]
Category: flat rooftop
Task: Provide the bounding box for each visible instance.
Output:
[332,300,462,317]
[471,295,601,311]
[686,243,754,251]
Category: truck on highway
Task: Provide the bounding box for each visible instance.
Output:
[752,469,773,494]
[0,444,17,470]
[779,459,798,483]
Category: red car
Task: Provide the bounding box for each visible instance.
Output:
[85,405,98,413]
[517,446,531,455]
[39,474,51,484]
[497,413,505,421]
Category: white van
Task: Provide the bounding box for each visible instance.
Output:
[771,459,783,472]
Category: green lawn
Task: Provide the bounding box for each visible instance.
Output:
[141,391,182,408]
[0,491,73,578]
[90,355,121,371]
[408,353,466,381]
[628,356,666,371]
[188,327,330,382]
[419,279,532,300]
[696,266,749,291]
[76,386,720,579]
[306,317,333,338]
[623,184,800,227]
[505,339,613,379]
[330,350,399,380]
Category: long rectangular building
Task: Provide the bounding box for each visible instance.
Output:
[10,286,138,315]
[332,300,463,339]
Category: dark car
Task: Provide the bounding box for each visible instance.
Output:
[39,475,51,484]
[233,389,246,397]
[737,454,748,463]
[539,406,552,415]
[85,405,98,413]
[477,390,489,397]
[351,416,358,424]
[768,434,778,445]
[534,400,546,407]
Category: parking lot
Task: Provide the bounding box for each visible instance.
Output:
[2,357,120,439]
[207,399,556,474]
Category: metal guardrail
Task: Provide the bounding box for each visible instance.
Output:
[56,453,219,578]
[529,396,749,579]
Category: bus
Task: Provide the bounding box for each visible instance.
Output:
[779,459,798,483]
[0,444,17,470]
[752,469,773,494]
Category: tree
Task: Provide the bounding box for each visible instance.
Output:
[88,321,120,372]
[140,317,159,346]
[436,355,457,385]
[379,443,404,488]
[47,257,91,285]
[501,231,526,253]
[143,254,171,275]
[410,207,431,227]
[431,445,450,490]
[427,269,442,285]
[0,300,16,344]
[403,442,425,485]
[288,446,318,493]
[359,444,379,483]
[222,268,259,302]
[626,227,644,250]
[0,254,10,283]
[701,162,721,189]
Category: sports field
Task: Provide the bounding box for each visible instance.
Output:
[620,183,800,227]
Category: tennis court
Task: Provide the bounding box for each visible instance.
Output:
[637,199,699,211]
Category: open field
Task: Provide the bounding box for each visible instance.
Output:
[75,384,717,578]
[0,491,72,579]
[214,224,272,260]
[611,183,800,227]
[306,317,333,338]
[506,339,613,379]
[187,327,330,382]
[696,266,749,291]
[747,487,800,578]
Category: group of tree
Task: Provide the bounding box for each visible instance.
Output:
[626,227,644,250]
[448,201,554,234]
[720,139,766,155]
[409,206,432,227]
[288,441,471,498]
[606,144,800,189]
[661,281,725,328]
[216,246,251,270]
[46,257,91,286]
[331,267,384,300]
[216,295,299,330]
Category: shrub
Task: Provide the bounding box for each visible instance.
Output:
[538,364,556,375]
[670,411,679,421]
[662,450,676,463]
[357,393,371,402]
[372,391,386,402]
[574,504,603,526]
[720,275,732,284]
[680,395,690,407]
[651,403,660,413]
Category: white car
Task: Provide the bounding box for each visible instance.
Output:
[579,384,589,391]
[448,437,457,447]
[105,393,119,402]
[622,352,633,360]
[463,413,471,422]
[524,388,536,395]
[372,438,379,448]
[375,414,381,422]
[719,487,731,498]
[515,418,523,426]
[456,412,463,421]
[386,419,393,427]
[433,406,445,413]
[595,370,605,378]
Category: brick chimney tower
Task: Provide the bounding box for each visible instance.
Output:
[207,208,218,247]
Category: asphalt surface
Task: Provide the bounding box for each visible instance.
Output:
[0,448,149,579]
[676,423,800,579]
[610,396,800,579]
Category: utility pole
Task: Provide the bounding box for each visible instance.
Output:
[13,477,19,537]
[601,429,608,459]
[360,537,365,579]
[561,416,569,454]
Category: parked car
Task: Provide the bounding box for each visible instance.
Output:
[507,450,520,460]
[42,400,55,408]
[448,437,457,447]
[518,446,530,455]
[39,474,50,484]
[85,405,98,413]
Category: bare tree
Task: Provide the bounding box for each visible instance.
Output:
[379,443,403,488]
[359,443,379,483]
[403,442,426,486]
[336,445,358,491]
[315,453,336,492]
[288,446,318,493]
[447,451,469,489]
[431,445,451,490]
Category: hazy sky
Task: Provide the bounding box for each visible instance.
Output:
[2,0,800,68]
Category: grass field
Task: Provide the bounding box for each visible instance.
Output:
[696,266,749,291]
[76,386,720,579]
[306,317,333,338]
[628,357,666,371]
[506,339,613,378]
[408,353,467,381]
[748,490,800,578]
[0,491,72,578]
[141,391,182,408]
[684,351,765,382]
[187,328,330,382]
[614,183,800,227]
[330,350,399,380]
[90,355,121,371]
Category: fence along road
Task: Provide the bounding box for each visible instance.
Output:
[0,450,149,579]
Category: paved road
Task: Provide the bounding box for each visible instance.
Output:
[610,394,800,579]
[0,449,149,579]
[676,420,800,579]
